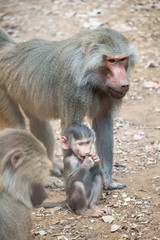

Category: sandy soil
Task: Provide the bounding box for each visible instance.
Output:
[0,0,159,239]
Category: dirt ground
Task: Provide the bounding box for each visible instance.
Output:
[0,0,160,239]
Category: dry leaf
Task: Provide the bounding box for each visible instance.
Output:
[122,192,127,198]
[51,218,60,225]
[145,60,158,68]
[133,131,146,140]
[111,224,120,232]
[125,197,131,202]
[143,81,159,89]
[57,236,68,240]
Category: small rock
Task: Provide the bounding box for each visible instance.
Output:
[38,230,47,236]
[102,215,114,223]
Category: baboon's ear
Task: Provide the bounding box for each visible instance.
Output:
[82,41,90,55]
[61,136,70,150]
[11,149,24,169]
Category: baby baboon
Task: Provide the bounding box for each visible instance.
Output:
[62,124,110,217]
[0,128,52,240]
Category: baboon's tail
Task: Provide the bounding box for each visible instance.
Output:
[0,27,14,44]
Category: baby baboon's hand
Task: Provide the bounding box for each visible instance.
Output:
[90,153,100,166]
[82,155,95,170]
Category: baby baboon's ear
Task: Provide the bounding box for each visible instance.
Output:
[61,136,70,149]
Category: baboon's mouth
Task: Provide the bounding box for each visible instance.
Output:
[78,155,85,161]
[109,87,126,99]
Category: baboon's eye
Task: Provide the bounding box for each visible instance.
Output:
[120,57,127,62]
[108,59,115,63]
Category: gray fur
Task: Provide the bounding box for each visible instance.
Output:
[0,27,137,188]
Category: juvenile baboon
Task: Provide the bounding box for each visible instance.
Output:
[62,124,110,217]
[0,128,52,240]
[0,27,137,189]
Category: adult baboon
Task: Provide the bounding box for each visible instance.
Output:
[0,27,137,189]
